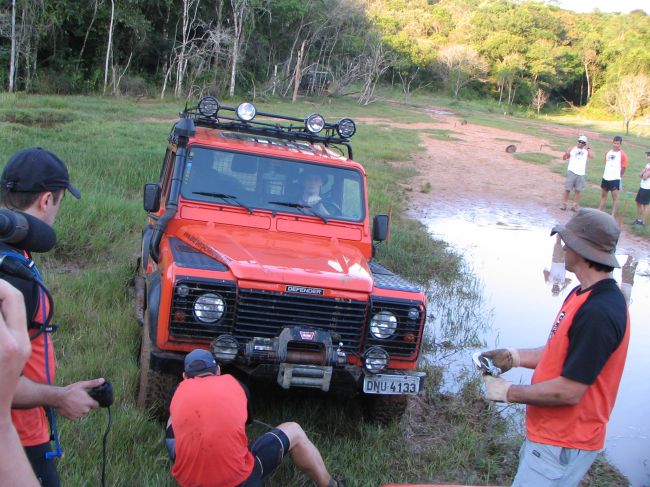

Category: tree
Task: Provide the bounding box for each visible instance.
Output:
[605,74,650,134]
[532,87,549,114]
[438,44,487,98]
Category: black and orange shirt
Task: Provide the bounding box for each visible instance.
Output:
[170,374,254,487]
[527,278,629,450]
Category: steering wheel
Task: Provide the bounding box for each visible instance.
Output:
[321,200,342,216]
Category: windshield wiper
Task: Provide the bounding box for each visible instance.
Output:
[268,201,328,224]
[193,191,253,214]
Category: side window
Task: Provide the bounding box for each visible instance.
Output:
[342,177,362,219]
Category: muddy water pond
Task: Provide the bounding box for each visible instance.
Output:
[414,203,650,487]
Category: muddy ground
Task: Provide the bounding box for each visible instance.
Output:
[365,109,650,257]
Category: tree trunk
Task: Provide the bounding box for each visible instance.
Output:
[584,62,591,103]
[9,0,16,92]
[103,0,115,95]
[79,0,100,64]
[292,39,307,103]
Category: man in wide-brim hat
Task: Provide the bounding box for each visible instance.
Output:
[479,208,630,487]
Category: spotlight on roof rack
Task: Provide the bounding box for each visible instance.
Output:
[305,114,325,134]
[236,102,256,122]
[336,118,356,138]
[198,96,220,117]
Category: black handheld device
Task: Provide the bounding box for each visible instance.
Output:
[88,381,114,407]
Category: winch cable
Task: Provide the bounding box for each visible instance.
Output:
[99,406,113,487]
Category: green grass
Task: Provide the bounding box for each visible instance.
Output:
[513,152,555,165]
[2,93,630,486]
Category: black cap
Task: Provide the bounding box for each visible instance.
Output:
[1,148,81,199]
[645,151,650,156]
[184,349,217,378]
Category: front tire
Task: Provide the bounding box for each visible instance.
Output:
[361,394,408,425]
[137,316,178,421]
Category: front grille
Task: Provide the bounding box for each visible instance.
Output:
[365,298,424,358]
[169,279,237,340]
[234,289,368,353]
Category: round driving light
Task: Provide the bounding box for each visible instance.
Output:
[211,335,239,363]
[305,114,325,134]
[336,118,356,138]
[236,102,256,121]
[176,284,190,297]
[408,307,420,321]
[198,96,219,117]
[364,346,389,373]
[193,293,225,323]
[370,311,398,339]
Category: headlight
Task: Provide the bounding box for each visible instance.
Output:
[193,293,225,323]
[370,311,398,339]
[211,335,238,363]
[336,118,356,138]
[198,96,219,117]
[236,102,256,121]
[305,114,325,134]
[364,347,389,373]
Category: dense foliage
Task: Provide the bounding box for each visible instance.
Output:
[1,0,649,113]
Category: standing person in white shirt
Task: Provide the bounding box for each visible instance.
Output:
[598,135,628,217]
[561,135,593,211]
[632,151,650,226]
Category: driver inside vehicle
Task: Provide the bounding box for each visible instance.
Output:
[299,170,330,215]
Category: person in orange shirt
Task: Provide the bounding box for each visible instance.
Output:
[479,209,629,487]
[166,349,344,487]
[1,148,105,486]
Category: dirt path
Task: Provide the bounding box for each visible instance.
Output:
[365,109,650,257]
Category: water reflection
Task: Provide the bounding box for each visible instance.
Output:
[543,234,572,296]
[417,206,650,487]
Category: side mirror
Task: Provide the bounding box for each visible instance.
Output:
[372,214,390,242]
[143,183,161,212]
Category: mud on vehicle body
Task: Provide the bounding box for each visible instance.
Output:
[135,97,427,423]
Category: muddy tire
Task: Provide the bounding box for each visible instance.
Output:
[136,317,178,421]
[361,394,408,425]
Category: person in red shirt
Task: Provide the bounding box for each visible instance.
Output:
[479,209,629,487]
[167,349,344,487]
[1,148,105,486]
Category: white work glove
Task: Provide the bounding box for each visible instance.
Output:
[480,348,520,373]
[482,375,512,403]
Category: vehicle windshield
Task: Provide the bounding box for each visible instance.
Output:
[180,147,365,222]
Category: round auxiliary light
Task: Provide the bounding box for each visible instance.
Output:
[370,311,398,339]
[198,96,220,117]
[236,102,257,121]
[211,335,239,363]
[176,284,190,297]
[336,118,356,138]
[407,307,420,321]
[364,346,389,373]
[193,293,226,324]
[305,114,325,134]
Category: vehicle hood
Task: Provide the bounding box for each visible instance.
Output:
[177,224,372,292]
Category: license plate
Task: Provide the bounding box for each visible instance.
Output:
[363,374,421,395]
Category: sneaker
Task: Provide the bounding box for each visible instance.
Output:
[570,204,579,212]
[560,203,567,211]
[632,219,643,225]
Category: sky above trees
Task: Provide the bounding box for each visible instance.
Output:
[554,0,648,13]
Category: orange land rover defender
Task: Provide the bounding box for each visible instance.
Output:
[136,97,427,421]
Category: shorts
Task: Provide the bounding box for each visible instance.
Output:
[636,188,650,205]
[512,439,599,487]
[564,171,585,192]
[601,179,621,192]
[25,442,60,487]
[240,428,291,487]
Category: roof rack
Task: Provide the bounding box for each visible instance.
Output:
[182,97,356,159]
